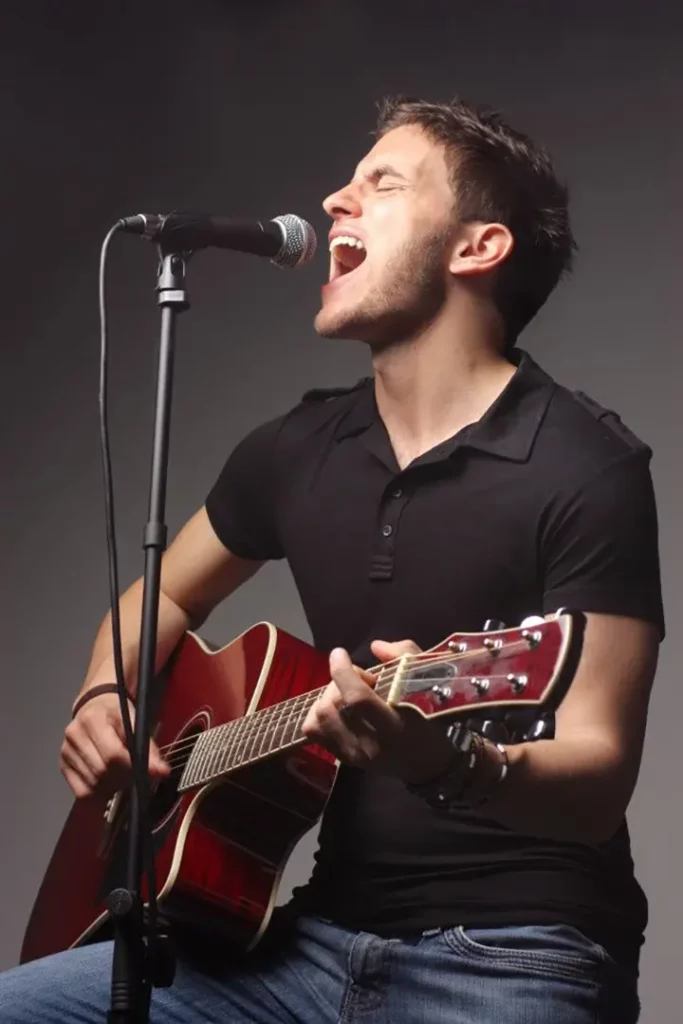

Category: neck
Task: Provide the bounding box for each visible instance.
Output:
[370,305,516,469]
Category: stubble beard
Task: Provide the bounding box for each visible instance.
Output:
[315,228,451,352]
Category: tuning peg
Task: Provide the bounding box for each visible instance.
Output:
[483,619,506,631]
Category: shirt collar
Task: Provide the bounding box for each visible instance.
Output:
[332,349,556,464]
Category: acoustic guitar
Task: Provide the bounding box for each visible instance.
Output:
[21,611,582,963]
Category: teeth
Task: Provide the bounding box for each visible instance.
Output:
[329,235,366,253]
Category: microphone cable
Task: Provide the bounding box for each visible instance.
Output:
[98,222,160,970]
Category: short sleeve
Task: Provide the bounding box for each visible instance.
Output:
[540,452,665,638]
[204,416,285,561]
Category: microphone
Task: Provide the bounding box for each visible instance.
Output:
[117,212,317,269]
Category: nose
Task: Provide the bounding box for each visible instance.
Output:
[322,181,361,220]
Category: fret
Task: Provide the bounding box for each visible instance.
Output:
[227,717,245,771]
[181,729,208,789]
[270,694,290,751]
[230,711,253,772]
[195,727,216,786]
[206,723,229,781]
[292,698,310,746]
[254,703,275,761]
[243,707,268,766]
[215,721,235,777]
[281,697,303,747]
[200,726,220,784]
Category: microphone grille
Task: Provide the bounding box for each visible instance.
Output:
[271,214,317,269]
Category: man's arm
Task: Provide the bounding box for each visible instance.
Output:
[467,611,659,843]
[75,506,264,703]
[305,448,663,846]
[305,613,659,846]
[61,507,264,797]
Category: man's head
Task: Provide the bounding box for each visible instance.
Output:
[314,96,576,350]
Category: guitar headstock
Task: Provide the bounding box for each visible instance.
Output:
[386,611,582,721]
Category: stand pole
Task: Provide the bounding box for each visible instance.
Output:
[106,249,189,1023]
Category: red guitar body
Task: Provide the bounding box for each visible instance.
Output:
[20,613,580,964]
[21,624,337,963]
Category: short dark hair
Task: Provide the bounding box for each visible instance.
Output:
[376,96,577,343]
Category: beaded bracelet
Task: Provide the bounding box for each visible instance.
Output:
[405,723,477,812]
[407,729,509,812]
[466,739,509,807]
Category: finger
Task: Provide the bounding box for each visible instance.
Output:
[329,649,401,740]
[149,738,171,776]
[82,703,168,777]
[370,639,422,662]
[109,710,168,776]
[68,730,109,780]
[61,740,99,791]
[78,715,131,772]
[60,762,93,799]
[301,680,369,760]
[302,682,353,741]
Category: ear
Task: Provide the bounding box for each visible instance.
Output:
[448,222,514,278]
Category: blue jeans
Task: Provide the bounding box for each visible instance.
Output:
[0,914,639,1022]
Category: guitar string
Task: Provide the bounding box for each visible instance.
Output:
[155,639,528,759]
[160,667,537,775]
[159,666,531,766]
[156,639,532,765]
[160,666,536,776]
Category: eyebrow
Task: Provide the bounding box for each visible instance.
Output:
[360,162,410,184]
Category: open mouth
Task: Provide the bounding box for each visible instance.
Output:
[328,235,367,284]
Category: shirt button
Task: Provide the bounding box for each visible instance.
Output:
[382,524,393,538]
[392,487,403,499]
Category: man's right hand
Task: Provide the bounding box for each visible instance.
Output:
[60,693,170,799]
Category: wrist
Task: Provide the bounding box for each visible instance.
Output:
[71,683,134,719]
[406,728,509,812]
[405,723,476,809]
[460,738,509,806]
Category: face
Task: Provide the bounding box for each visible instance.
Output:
[314,125,458,348]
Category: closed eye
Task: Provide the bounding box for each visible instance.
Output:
[375,179,405,193]
[367,164,409,192]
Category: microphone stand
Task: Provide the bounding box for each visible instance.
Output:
[106,247,189,1023]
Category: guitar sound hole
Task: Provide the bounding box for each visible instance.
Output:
[151,724,203,829]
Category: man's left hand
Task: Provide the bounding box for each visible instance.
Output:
[301,640,455,784]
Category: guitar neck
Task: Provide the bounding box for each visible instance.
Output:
[178,662,391,792]
[177,616,572,794]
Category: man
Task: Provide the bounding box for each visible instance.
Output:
[0,97,663,1022]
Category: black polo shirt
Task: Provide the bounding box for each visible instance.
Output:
[205,349,664,965]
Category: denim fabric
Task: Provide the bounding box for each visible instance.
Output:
[0,916,639,1022]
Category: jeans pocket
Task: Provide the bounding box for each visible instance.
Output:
[443,924,605,981]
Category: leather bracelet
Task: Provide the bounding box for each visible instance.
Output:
[407,730,509,812]
[463,738,510,807]
[71,683,134,719]
[405,722,477,812]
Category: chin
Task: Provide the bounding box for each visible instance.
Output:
[314,303,419,353]
[314,303,363,340]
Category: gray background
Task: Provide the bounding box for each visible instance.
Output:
[1,1,681,1018]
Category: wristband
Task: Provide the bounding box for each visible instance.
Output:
[71,683,134,719]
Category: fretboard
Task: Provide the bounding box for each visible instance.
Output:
[178,664,392,792]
